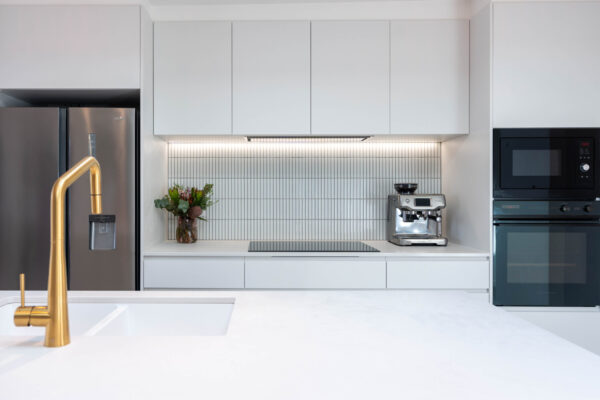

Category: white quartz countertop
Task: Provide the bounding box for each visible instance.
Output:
[1,290,599,399]
[144,240,488,258]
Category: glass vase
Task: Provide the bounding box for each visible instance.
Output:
[176,216,198,244]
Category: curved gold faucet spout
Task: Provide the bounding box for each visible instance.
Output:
[14,156,103,347]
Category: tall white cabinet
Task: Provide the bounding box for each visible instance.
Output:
[0,6,140,89]
[154,22,232,135]
[390,20,469,134]
[311,21,390,135]
[493,2,600,128]
[233,21,310,135]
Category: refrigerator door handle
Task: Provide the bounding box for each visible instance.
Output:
[88,133,96,158]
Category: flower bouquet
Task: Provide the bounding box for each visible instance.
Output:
[154,184,216,243]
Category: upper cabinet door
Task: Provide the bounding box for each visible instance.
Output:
[311,21,390,135]
[493,2,600,128]
[233,21,310,135]
[154,22,232,135]
[0,6,140,89]
[390,20,469,134]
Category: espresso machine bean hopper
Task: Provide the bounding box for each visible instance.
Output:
[387,183,448,246]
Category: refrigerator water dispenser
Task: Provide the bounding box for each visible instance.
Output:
[89,214,117,250]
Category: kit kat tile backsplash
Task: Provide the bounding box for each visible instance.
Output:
[168,142,440,240]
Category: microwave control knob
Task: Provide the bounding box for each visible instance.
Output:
[580,163,591,173]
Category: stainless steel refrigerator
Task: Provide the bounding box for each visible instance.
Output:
[0,107,137,290]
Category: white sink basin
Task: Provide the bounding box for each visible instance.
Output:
[92,303,234,336]
[0,299,234,338]
[0,303,119,336]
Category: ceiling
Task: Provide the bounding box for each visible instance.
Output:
[149,0,432,5]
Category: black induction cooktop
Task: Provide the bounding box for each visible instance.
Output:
[248,241,379,252]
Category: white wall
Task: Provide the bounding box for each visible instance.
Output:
[441,4,491,251]
[149,0,471,21]
[0,0,479,20]
[140,6,168,252]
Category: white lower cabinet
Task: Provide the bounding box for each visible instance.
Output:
[143,256,489,290]
[144,257,244,289]
[387,259,489,289]
[245,258,386,289]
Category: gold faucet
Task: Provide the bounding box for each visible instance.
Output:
[14,156,103,347]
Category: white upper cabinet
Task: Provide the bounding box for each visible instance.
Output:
[233,21,310,135]
[311,21,390,135]
[150,18,472,136]
[390,20,469,134]
[0,6,140,89]
[154,22,232,135]
[493,2,600,128]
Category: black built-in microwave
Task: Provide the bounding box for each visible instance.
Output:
[493,128,600,200]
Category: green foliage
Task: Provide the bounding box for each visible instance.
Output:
[168,187,180,203]
[177,199,190,214]
[154,184,216,219]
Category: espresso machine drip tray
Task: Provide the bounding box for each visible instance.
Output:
[248,241,379,252]
[392,235,448,246]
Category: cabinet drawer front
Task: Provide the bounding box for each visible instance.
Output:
[144,257,244,289]
[245,258,386,289]
[387,259,489,289]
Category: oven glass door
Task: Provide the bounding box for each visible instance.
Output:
[500,138,592,190]
[494,222,600,306]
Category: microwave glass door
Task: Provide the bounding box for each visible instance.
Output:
[500,138,592,190]
[494,222,600,306]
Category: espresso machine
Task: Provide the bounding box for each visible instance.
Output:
[387,183,448,246]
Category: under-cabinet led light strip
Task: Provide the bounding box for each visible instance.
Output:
[246,136,370,143]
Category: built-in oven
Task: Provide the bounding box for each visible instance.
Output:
[493,201,600,306]
[493,128,600,200]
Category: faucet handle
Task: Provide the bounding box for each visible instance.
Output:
[15,273,35,327]
[20,273,25,307]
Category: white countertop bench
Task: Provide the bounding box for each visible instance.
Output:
[144,240,488,258]
[1,290,599,400]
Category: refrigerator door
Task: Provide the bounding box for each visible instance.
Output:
[68,108,136,290]
[0,108,62,290]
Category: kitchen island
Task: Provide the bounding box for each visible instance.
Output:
[1,290,599,399]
